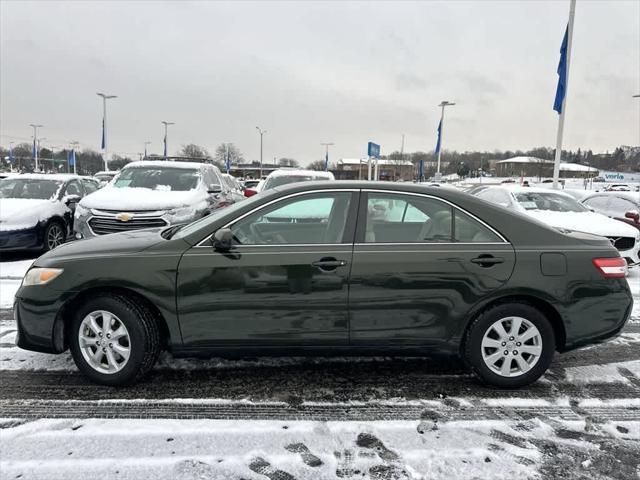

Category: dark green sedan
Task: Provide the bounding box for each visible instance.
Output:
[14,182,632,387]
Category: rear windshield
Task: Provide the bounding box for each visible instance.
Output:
[263,174,329,191]
[514,192,588,212]
[113,167,201,191]
[0,178,63,200]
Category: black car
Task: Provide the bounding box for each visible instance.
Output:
[14,182,632,387]
[0,174,100,252]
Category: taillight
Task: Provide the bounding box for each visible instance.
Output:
[592,257,628,278]
[244,189,257,198]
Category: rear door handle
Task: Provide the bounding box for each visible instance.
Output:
[471,255,504,267]
[312,257,347,270]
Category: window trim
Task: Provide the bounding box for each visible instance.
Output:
[195,189,360,247]
[356,189,509,245]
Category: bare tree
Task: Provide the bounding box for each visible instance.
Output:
[214,143,244,166]
[308,159,326,171]
[278,157,299,168]
[177,144,209,158]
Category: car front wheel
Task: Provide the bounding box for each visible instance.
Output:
[69,293,161,386]
[43,221,65,251]
[464,302,555,388]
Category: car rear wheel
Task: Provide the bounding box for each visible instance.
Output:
[69,293,161,386]
[43,221,65,251]
[463,302,555,388]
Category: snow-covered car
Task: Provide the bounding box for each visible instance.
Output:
[221,173,245,203]
[0,174,100,252]
[93,170,118,186]
[581,192,640,231]
[262,169,335,191]
[604,183,632,192]
[475,186,640,265]
[244,169,335,198]
[74,161,241,238]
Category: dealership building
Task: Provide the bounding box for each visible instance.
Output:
[495,156,599,178]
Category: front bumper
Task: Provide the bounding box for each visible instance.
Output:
[0,226,42,251]
[14,289,69,354]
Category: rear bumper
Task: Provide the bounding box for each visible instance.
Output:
[561,292,633,352]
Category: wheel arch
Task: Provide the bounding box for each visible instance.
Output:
[56,286,171,352]
[459,294,567,355]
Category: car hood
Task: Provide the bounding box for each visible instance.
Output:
[524,210,638,238]
[0,198,53,221]
[80,186,203,211]
[37,228,167,263]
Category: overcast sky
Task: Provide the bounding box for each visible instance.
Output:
[1,0,639,165]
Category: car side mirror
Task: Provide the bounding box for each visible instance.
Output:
[64,194,81,205]
[212,228,234,251]
[625,210,640,223]
[208,183,222,194]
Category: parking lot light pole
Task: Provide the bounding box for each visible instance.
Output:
[29,124,43,171]
[436,101,455,179]
[97,93,117,171]
[161,121,174,160]
[256,127,266,178]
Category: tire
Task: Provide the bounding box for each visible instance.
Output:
[463,302,555,388]
[69,293,161,386]
[43,221,66,252]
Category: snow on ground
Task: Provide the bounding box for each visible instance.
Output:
[1,416,638,480]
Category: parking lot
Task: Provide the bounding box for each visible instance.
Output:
[0,252,638,479]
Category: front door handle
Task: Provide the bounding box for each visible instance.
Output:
[312,257,347,271]
[471,255,504,267]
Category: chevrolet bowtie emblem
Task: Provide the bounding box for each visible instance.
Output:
[116,212,134,222]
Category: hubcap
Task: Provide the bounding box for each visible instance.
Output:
[47,224,64,250]
[78,310,131,374]
[481,316,542,378]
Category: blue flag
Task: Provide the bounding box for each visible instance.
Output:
[163,134,167,158]
[68,149,76,166]
[324,151,329,171]
[435,119,442,155]
[225,147,231,173]
[418,159,424,181]
[32,138,36,158]
[101,118,106,149]
[8,145,14,163]
[554,25,569,114]
[144,144,147,159]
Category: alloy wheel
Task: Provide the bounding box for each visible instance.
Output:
[480,316,542,377]
[78,310,131,374]
[47,224,65,250]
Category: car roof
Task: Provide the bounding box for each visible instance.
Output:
[123,160,209,170]
[3,173,92,181]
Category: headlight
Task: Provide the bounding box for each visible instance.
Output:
[74,204,89,219]
[22,268,64,286]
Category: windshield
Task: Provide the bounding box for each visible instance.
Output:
[113,167,201,191]
[263,174,328,191]
[0,178,63,200]
[514,192,588,212]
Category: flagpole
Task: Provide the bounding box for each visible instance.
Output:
[321,142,334,172]
[97,93,117,171]
[552,0,576,190]
[29,124,43,172]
